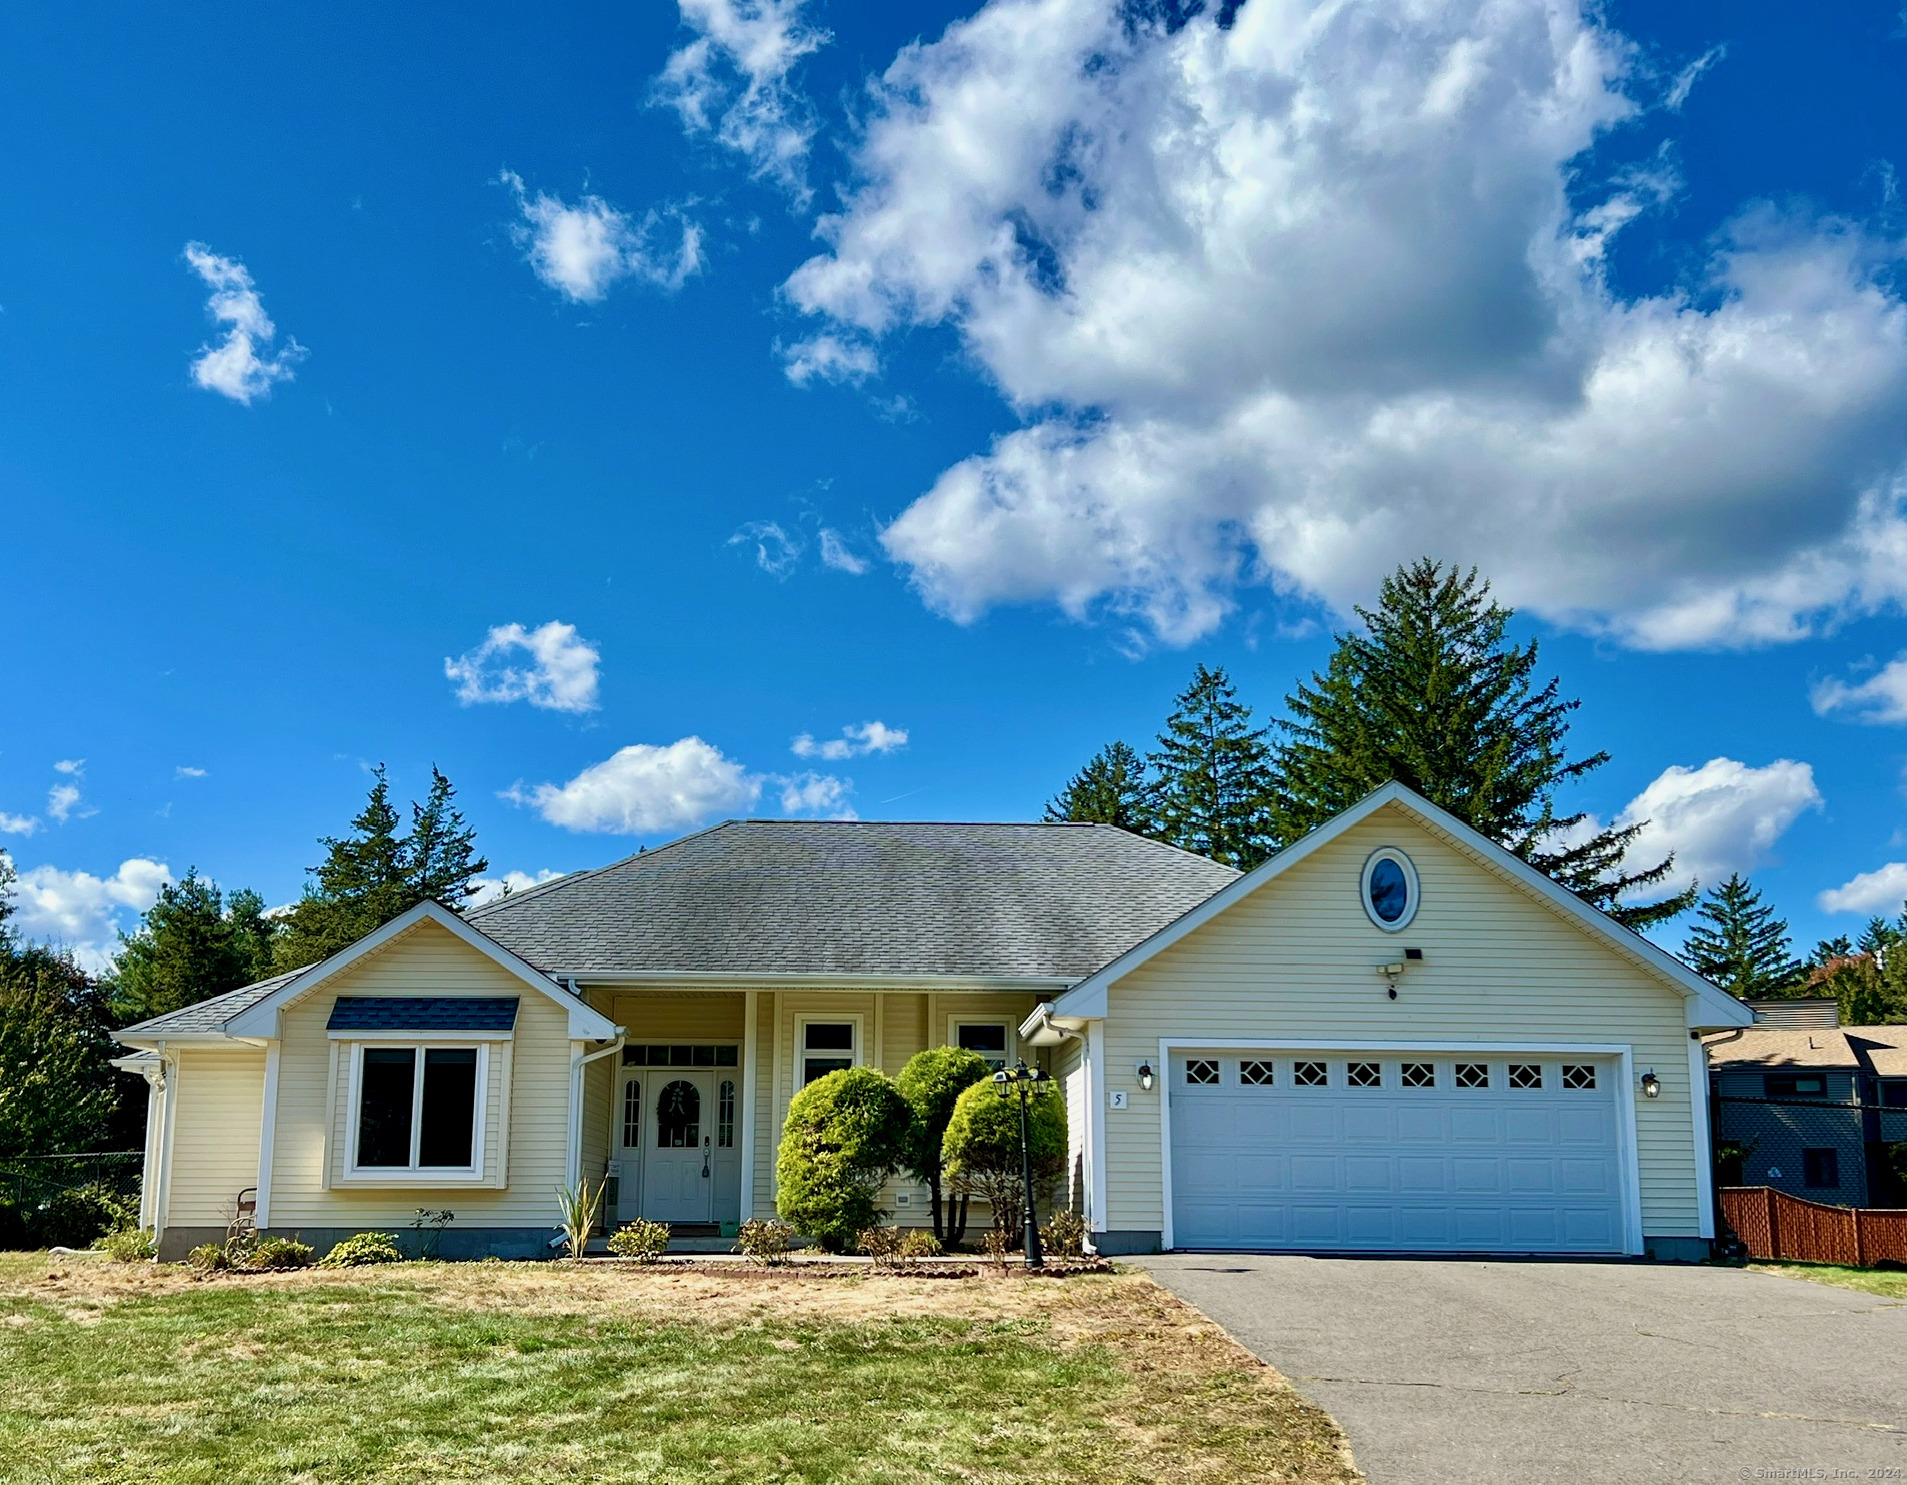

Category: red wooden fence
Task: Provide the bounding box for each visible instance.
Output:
[1720,1186,1907,1267]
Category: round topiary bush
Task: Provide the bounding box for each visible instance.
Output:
[775,1067,910,1251]
[318,1231,404,1267]
[895,1046,992,1246]
[941,1077,1067,1248]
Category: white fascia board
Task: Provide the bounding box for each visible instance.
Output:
[1050,781,1753,1030]
[1018,1002,1095,1045]
[570,972,1073,993]
[225,900,618,1042]
[112,1032,270,1050]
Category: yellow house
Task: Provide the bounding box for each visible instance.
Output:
[113,790,1753,1261]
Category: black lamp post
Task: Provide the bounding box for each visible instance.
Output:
[991,1059,1052,1268]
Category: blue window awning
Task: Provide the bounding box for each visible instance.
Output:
[327,997,519,1032]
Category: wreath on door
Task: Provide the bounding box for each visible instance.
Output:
[656,1080,700,1147]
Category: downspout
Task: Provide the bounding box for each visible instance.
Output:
[566,1032,627,1191]
[1698,1027,1747,1252]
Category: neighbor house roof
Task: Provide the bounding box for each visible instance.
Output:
[1708,1025,1907,1073]
[467,820,1240,982]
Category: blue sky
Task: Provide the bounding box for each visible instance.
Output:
[4,0,1907,969]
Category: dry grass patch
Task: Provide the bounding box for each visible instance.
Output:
[0,1253,1355,1484]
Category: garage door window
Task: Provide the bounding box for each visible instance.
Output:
[1563,1064,1597,1090]
[1347,1061,1382,1087]
[1509,1064,1543,1089]
[1455,1063,1490,1089]
[1185,1058,1220,1085]
[1401,1062,1435,1088]
[1294,1060,1328,1087]
[1240,1060,1275,1086]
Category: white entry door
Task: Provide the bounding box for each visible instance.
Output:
[1169,1051,1627,1253]
[642,1072,713,1223]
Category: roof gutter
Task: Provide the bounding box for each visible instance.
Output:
[1019,1001,1093,1047]
[568,972,1077,993]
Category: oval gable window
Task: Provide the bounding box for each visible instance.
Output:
[1361,848,1419,931]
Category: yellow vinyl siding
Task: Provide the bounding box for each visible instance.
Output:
[1099,803,1703,1239]
[266,918,571,1230]
[165,1049,266,1226]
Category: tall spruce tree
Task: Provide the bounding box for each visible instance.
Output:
[1045,742,1153,832]
[274,766,488,972]
[1682,875,1804,999]
[1148,665,1277,869]
[107,871,280,1024]
[1267,559,1690,928]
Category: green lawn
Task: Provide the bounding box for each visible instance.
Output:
[1749,1262,1907,1300]
[0,1255,1355,1485]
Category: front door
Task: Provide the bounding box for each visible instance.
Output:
[641,1072,713,1223]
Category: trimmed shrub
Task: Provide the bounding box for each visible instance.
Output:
[606,1219,671,1262]
[250,1237,315,1270]
[1041,1208,1086,1259]
[100,1226,157,1263]
[319,1232,404,1267]
[734,1218,796,1265]
[941,1078,1066,1248]
[857,1225,903,1266]
[898,1229,943,1260]
[28,1183,136,1251]
[775,1067,910,1252]
[895,1046,992,1246]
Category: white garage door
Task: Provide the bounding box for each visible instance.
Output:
[1168,1051,1626,1253]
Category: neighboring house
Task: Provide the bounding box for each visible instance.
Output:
[1708,1014,1907,1208]
[115,784,1752,1261]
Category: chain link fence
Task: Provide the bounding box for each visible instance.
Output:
[1,1151,144,1212]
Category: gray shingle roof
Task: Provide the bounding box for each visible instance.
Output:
[469,819,1238,981]
[116,969,306,1038]
[327,996,520,1031]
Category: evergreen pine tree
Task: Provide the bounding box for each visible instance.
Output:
[1682,874,1804,999]
[1267,559,1690,929]
[1044,742,1153,832]
[274,765,490,972]
[1147,664,1277,869]
[108,870,281,1023]
[403,766,488,908]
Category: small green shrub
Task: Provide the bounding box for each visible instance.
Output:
[775,1067,910,1251]
[186,1242,230,1274]
[606,1219,670,1262]
[29,1183,136,1250]
[942,1079,1066,1249]
[734,1218,796,1265]
[100,1226,157,1263]
[318,1232,404,1267]
[250,1237,315,1270]
[858,1225,903,1266]
[898,1228,943,1260]
[1041,1208,1086,1259]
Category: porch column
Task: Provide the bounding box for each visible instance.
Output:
[740,990,759,1221]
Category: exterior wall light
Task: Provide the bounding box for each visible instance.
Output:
[1136,1060,1156,1092]
[1639,1069,1661,1099]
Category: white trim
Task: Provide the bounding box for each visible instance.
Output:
[571,972,1072,992]
[566,1040,584,1191]
[1689,1038,1716,1240]
[769,991,782,1203]
[946,1013,1015,1068]
[872,995,885,1072]
[254,1042,281,1229]
[740,990,758,1222]
[338,1040,492,1186]
[157,1047,179,1235]
[1155,1036,1645,1257]
[224,901,618,1041]
[794,1013,864,1087]
[1087,1020,1107,1238]
[1359,846,1419,932]
[1051,782,1753,1031]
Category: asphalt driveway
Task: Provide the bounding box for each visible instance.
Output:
[1140,1255,1907,1483]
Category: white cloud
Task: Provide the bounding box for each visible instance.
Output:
[505,738,761,834]
[818,529,871,575]
[1811,654,1907,724]
[791,720,909,760]
[175,765,207,779]
[781,334,878,386]
[52,760,83,775]
[468,869,565,908]
[784,0,1907,649]
[445,621,602,713]
[778,772,856,817]
[504,737,856,834]
[1612,758,1822,895]
[1663,45,1725,112]
[0,813,38,836]
[502,171,702,303]
[655,0,829,203]
[1818,861,1907,916]
[184,243,305,404]
[729,520,803,576]
[46,785,83,823]
[8,857,171,972]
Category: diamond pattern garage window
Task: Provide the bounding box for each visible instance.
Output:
[1401,1062,1435,1088]
[1185,1059,1220,1086]
[1456,1063,1490,1089]
[1294,1061,1328,1087]
[1347,1061,1382,1088]
[1240,1060,1276,1086]
[1509,1064,1543,1090]
[1563,1065,1597,1090]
